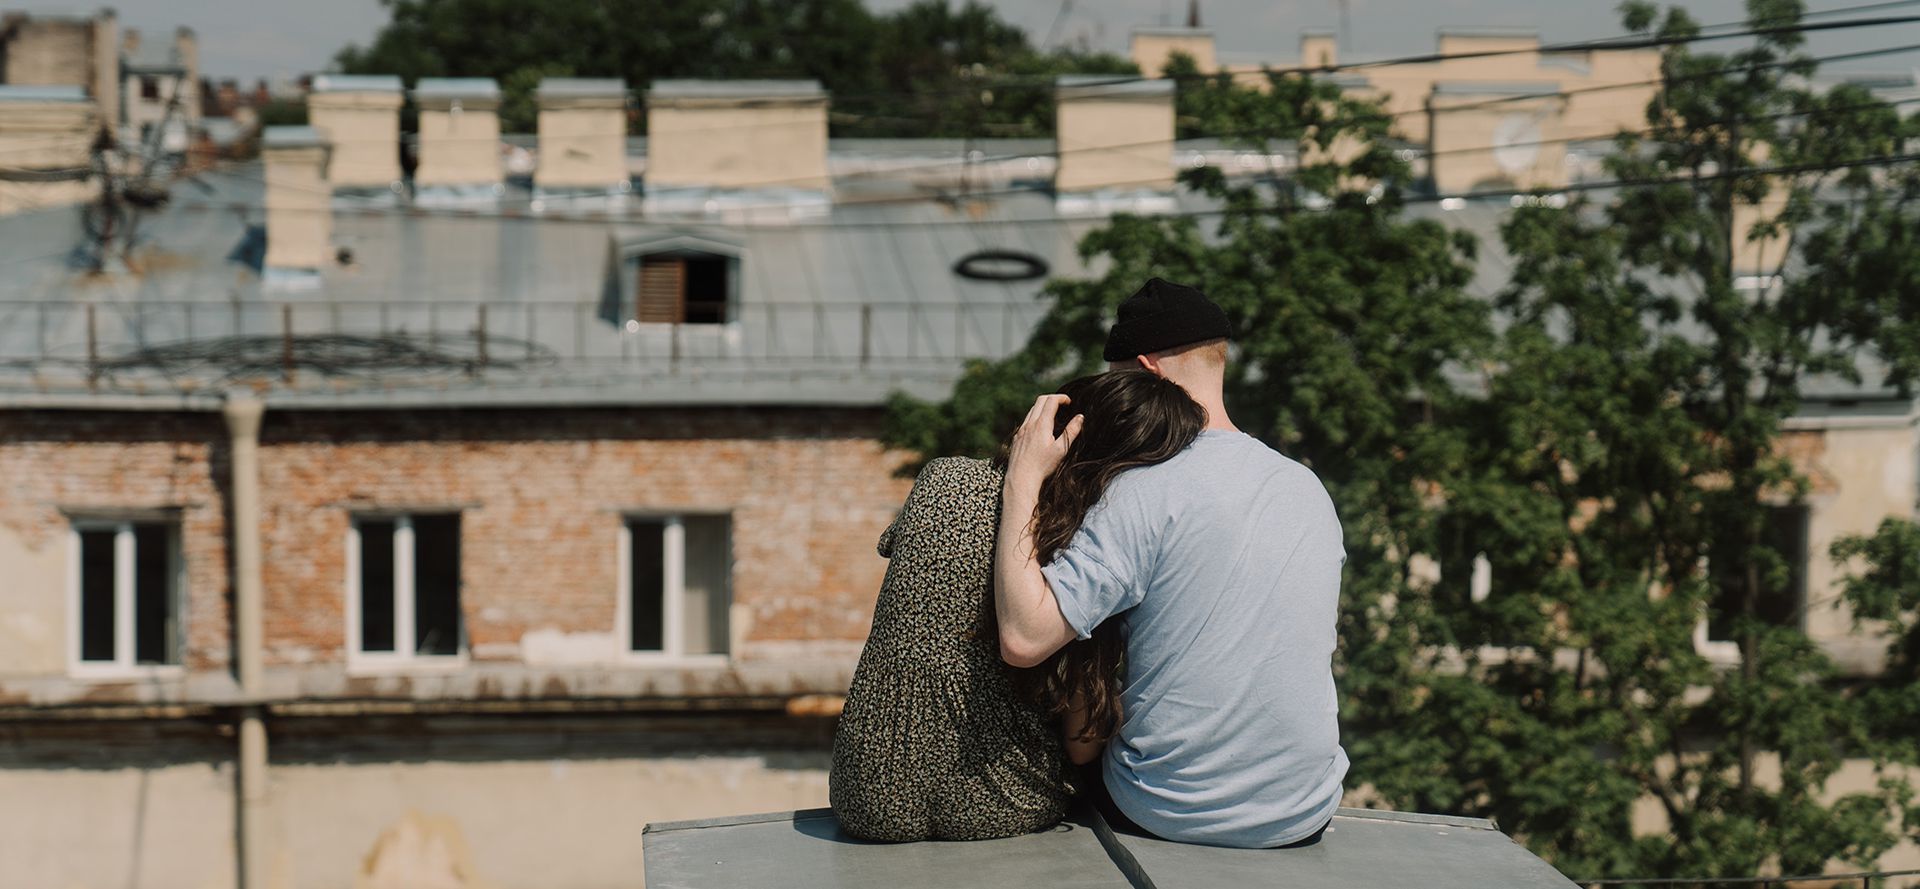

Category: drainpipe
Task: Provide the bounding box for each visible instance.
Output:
[223,394,268,889]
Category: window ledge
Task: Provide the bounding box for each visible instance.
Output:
[617,654,732,670]
[66,664,187,682]
[345,655,471,677]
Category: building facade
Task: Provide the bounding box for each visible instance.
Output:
[0,29,1915,889]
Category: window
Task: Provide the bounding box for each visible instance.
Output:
[1705,505,1809,644]
[140,75,161,100]
[632,252,730,325]
[621,515,731,657]
[348,514,463,663]
[70,520,181,671]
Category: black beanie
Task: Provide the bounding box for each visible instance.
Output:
[1102,277,1232,362]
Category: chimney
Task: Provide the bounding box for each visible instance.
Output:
[0,85,100,216]
[1301,30,1338,70]
[1435,28,1540,60]
[413,78,503,201]
[1425,84,1564,194]
[261,126,332,280]
[1054,75,1176,195]
[643,80,829,193]
[306,74,403,192]
[1129,26,1215,80]
[173,27,200,123]
[92,9,119,137]
[533,77,629,198]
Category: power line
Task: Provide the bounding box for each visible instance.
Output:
[163,42,1920,207]
[165,149,1920,232]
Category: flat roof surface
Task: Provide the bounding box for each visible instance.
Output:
[642,807,1582,889]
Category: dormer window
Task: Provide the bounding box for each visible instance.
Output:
[612,233,743,328]
[636,252,730,325]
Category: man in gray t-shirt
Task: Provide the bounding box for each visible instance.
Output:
[996,278,1349,848]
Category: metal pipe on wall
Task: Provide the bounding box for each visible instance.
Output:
[222,394,268,889]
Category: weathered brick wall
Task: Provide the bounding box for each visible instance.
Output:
[0,406,916,684]
[0,411,232,673]
[258,407,913,666]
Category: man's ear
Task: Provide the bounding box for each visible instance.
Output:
[1135,353,1164,376]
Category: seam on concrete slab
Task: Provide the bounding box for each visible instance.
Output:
[644,807,837,834]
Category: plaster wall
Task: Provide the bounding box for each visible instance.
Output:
[1055,94,1175,193]
[535,103,627,190]
[646,101,829,191]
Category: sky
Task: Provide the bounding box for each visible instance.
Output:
[40,0,1920,83]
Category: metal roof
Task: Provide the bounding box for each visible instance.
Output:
[640,807,1583,889]
[648,79,827,100]
[1057,74,1175,98]
[260,126,326,149]
[414,77,501,101]
[0,84,88,103]
[0,144,1901,411]
[310,74,404,94]
[535,77,627,100]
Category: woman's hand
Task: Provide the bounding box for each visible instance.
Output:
[1005,394,1084,498]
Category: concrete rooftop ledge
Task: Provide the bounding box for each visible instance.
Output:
[642,806,1579,889]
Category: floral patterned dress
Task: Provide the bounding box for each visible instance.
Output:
[830,457,1074,841]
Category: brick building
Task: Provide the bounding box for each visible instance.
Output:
[1,52,1915,889]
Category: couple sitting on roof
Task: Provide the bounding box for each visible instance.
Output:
[830,279,1349,849]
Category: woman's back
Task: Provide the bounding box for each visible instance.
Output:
[830,457,1072,841]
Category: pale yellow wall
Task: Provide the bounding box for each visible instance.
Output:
[0,520,69,676]
[1130,30,1216,80]
[1797,422,1918,653]
[534,102,627,190]
[1300,33,1337,69]
[0,97,100,215]
[93,13,119,136]
[2,19,92,86]
[0,761,237,889]
[264,144,333,271]
[1427,97,1567,193]
[645,100,829,191]
[1731,183,1792,277]
[307,92,403,188]
[1147,25,1663,191]
[1055,91,1175,193]
[416,105,502,187]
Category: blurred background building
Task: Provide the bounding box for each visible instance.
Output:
[0,6,1916,888]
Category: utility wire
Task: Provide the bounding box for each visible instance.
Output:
[164,149,1920,232]
[171,42,1920,209]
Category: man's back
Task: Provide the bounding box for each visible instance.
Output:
[1041,429,1349,847]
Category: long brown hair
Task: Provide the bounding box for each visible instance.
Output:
[1015,369,1205,742]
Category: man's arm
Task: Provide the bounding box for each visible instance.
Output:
[995,395,1082,668]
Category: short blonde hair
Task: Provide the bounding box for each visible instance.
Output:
[1159,337,1228,368]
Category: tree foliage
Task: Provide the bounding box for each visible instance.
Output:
[334,0,1134,133]
[888,0,1920,879]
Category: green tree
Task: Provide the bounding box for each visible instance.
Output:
[889,0,1920,879]
[332,0,1134,135]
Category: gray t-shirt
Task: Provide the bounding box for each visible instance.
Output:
[1040,429,1349,847]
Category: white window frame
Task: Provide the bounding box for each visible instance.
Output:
[346,514,467,674]
[66,519,184,678]
[616,513,731,666]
